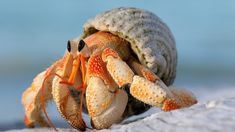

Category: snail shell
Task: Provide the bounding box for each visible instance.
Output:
[80,7,177,86]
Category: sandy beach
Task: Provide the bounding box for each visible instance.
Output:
[5,86,235,132]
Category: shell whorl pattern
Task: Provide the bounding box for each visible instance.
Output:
[80,7,177,85]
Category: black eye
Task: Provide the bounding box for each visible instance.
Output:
[67,40,71,52]
[78,40,85,52]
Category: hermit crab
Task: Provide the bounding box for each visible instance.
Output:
[22,7,197,131]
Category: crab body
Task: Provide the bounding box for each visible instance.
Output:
[22,7,197,131]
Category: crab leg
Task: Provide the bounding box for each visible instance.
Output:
[102,48,197,111]
[128,58,197,110]
[22,71,50,128]
[86,53,128,129]
[21,58,63,128]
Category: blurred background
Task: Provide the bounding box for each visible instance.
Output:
[0,0,235,130]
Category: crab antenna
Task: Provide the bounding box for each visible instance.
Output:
[41,72,65,132]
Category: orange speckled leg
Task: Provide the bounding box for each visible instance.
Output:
[128,59,197,111]
[102,48,197,111]
[127,58,160,82]
[129,61,197,111]
[21,54,69,129]
[22,71,52,128]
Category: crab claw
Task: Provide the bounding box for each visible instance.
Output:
[87,77,128,129]
[86,53,128,129]
[52,75,86,130]
[51,53,86,131]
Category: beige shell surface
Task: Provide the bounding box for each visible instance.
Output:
[80,7,177,86]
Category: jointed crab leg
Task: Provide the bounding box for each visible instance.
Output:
[22,58,64,128]
[102,48,197,111]
[127,58,160,82]
[128,58,197,111]
[22,71,51,128]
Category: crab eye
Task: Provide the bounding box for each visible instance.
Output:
[67,40,71,52]
[78,40,85,52]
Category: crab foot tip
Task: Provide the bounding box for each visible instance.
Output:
[24,115,35,128]
[162,99,181,111]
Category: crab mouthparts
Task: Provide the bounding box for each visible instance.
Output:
[67,56,80,84]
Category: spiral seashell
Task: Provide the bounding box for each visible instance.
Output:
[80,7,177,86]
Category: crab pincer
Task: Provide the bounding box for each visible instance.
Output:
[51,41,89,131]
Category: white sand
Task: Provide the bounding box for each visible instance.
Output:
[6,87,235,132]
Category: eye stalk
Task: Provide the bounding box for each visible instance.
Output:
[67,40,71,52]
[78,40,85,52]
